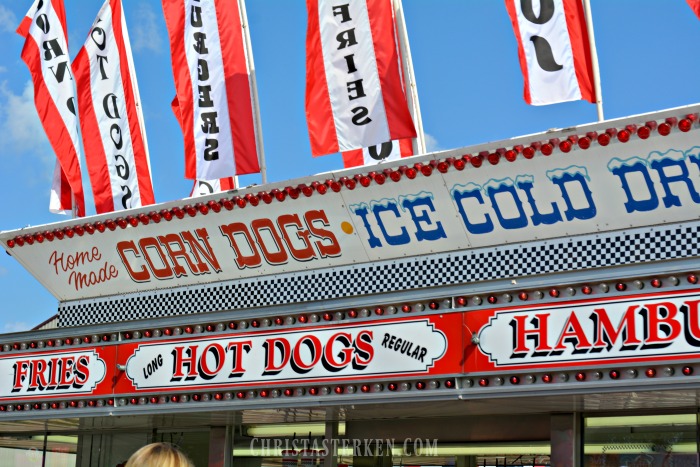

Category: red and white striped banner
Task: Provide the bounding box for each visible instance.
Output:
[17,0,86,217]
[172,96,237,197]
[505,0,595,105]
[73,0,155,213]
[48,161,72,215]
[190,177,236,197]
[341,138,412,167]
[162,0,261,181]
[305,0,416,157]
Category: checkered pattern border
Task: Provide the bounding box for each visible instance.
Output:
[57,222,700,327]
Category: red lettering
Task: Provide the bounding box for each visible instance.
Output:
[171,345,199,381]
[220,222,262,268]
[198,343,226,378]
[58,357,75,388]
[117,240,151,282]
[12,360,30,392]
[323,332,354,369]
[553,313,592,351]
[262,338,291,376]
[511,314,552,355]
[157,234,196,277]
[304,210,342,257]
[28,359,50,390]
[644,302,681,345]
[353,330,374,368]
[227,340,252,377]
[251,218,289,265]
[138,237,174,279]
[181,228,222,273]
[291,335,323,373]
[277,214,315,261]
[591,306,641,350]
[73,356,90,386]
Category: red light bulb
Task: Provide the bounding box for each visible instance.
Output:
[487,153,500,165]
[522,146,535,159]
[453,158,467,170]
[578,136,591,149]
[540,143,553,156]
[679,118,693,132]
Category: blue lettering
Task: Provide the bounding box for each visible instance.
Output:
[609,159,659,213]
[516,179,563,226]
[550,172,596,221]
[649,156,700,208]
[352,206,382,248]
[689,152,700,171]
[486,183,528,230]
[372,202,410,246]
[401,196,446,242]
[453,188,494,234]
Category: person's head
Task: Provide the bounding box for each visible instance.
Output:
[125,442,194,467]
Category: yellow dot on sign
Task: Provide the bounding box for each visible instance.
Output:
[341,222,354,234]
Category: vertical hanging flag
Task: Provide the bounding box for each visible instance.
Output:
[305,0,416,157]
[17,0,86,217]
[48,161,73,215]
[73,0,156,214]
[172,96,236,197]
[505,0,595,105]
[340,0,419,168]
[190,177,236,197]
[161,0,261,181]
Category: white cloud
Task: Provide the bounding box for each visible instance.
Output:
[4,322,29,333]
[130,3,164,54]
[424,133,443,153]
[0,5,17,33]
[0,80,55,181]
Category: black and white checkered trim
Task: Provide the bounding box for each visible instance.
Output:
[57,222,700,327]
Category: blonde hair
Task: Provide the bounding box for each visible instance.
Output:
[125,442,194,467]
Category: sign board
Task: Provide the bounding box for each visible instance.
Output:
[0,347,115,402]
[2,106,700,302]
[0,314,462,403]
[465,290,700,373]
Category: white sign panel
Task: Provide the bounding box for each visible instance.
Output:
[3,106,700,301]
[123,319,447,390]
[478,292,700,368]
[0,350,108,399]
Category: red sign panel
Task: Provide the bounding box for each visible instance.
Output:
[0,347,116,403]
[464,290,700,373]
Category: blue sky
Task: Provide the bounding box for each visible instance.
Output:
[0,0,699,332]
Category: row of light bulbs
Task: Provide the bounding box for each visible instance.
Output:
[1,273,697,354]
[6,114,696,250]
[0,378,456,414]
